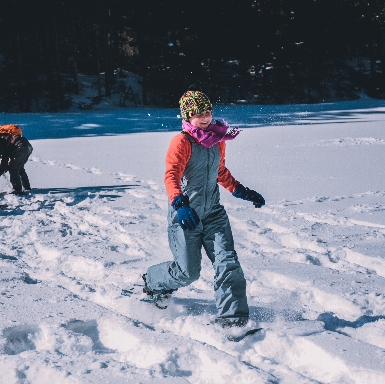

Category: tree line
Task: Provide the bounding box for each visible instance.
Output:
[0,0,384,112]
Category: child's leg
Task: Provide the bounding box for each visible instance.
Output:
[202,204,249,325]
[8,140,32,192]
[146,223,203,292]
[20,144,33,189]
[8,155,29,192]
[19,164,31,190]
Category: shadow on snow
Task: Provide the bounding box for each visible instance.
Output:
[0,184,138,216]
[317,312,385,332]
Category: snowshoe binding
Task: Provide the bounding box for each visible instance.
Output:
[141,274,175,309]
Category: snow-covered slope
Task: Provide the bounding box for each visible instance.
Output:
[0,101,385,383]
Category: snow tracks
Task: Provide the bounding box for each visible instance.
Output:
[0,157,385,383]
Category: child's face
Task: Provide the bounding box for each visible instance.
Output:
[189,110,212,130]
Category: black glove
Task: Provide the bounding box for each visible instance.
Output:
[172,195,200,230]
[232,184,265,208]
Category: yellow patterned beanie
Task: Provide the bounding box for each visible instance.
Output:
[179,91,213,121]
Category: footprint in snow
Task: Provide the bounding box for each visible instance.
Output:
[2,324,39,355]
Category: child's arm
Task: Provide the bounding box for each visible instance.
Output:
[218,142,265,207]
[164,134,192,204]
[164,134,200,230]
[217,142,239,193]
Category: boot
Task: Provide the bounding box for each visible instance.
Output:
[142,274,175,296]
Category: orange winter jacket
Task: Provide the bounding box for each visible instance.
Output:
[164,131,239,204]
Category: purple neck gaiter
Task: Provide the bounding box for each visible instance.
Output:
[182,119,241,148]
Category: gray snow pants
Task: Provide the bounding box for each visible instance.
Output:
[146,203,249,324]
[8,137,33,192]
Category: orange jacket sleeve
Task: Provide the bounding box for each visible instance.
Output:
[164,133,192,203]
[217,141,240,193]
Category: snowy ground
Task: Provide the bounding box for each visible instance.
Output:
[0,100,385,383]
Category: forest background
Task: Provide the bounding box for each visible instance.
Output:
[0,0,385,112]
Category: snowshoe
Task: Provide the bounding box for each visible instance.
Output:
[226,327,263,342]
[141,274,175,309]
[215,317,249,329]
[214,317,263,342]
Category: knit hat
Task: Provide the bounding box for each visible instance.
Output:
[179,91,213,121]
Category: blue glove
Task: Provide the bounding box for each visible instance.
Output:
[172,195,200,230]
[232,184,265,208]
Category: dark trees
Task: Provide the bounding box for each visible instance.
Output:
[0,0,384,111]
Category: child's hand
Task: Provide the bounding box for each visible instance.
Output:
[176,205,200,230]
[232,184,265,208]
[172,195,200,230]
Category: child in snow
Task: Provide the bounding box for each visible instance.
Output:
[0,124,33,194]
[143,90,265,328]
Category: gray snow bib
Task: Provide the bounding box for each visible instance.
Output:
[177,133,221,220]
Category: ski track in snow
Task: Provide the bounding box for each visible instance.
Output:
[1,130,385,382]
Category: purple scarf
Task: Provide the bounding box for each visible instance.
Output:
[182,119,241,148]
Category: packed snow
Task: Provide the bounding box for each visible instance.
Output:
[0,99,385,383]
